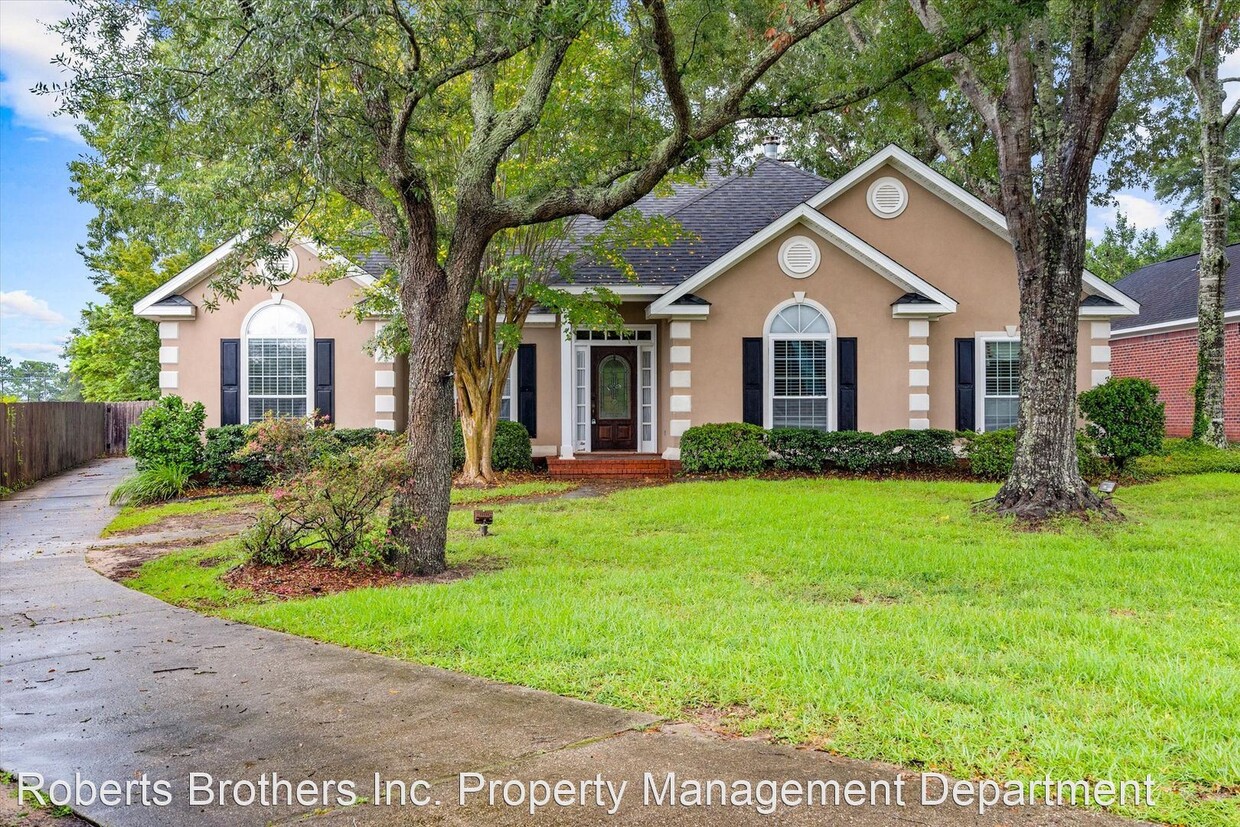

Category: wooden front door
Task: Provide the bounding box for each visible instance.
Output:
[591,347,637,450]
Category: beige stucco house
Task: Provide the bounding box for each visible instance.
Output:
[134,145,1139,460]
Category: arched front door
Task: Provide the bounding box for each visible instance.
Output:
[591,347,637,450]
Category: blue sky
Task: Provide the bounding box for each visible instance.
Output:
[0,1,1235,366]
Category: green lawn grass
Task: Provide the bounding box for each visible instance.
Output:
[103,482,573,536]
[102,493,264,536]
[125,474,1240,826]
[449,479,575,504]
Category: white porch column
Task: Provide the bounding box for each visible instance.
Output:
[665,321,693,459]
[373,321,397,430]
[559,320,575,458]
[907,319,931,429]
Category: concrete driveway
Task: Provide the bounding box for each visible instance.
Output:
[1,459,1148,826]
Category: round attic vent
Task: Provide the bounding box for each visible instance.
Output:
[867,176,908,218]
[263,248,299,285]
[778,235,820,278]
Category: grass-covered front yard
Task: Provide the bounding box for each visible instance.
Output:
[102,479,576,536]
[126,474,1239,827]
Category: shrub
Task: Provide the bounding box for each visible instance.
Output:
[966,429,1103,480]
[313,427,387,455]
[206,421,392,487]
[680,423,768,474]
[241,437,410,568]
[769,428,957,473]
[128,396,206,472]
[1128,438,1240,479]
[877,429,957,469]
[238,412,321,476]
[203,425,270,487]
[768,428,833,471]
[110,462,196,506]
[451,420,534,472]
[1078,378,1165,470]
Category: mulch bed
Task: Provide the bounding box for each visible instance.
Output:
[224,558,481,599]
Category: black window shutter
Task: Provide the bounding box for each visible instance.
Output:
[955,338,976,431]
[314,338,335,423]
[516,343,537,438]
[742,337,763,426]
[220,339,241,425]
[837,337,858,431]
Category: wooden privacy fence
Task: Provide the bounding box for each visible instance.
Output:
[0,401,154,489]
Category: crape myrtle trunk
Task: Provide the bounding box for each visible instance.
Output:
[993,198,1104,518]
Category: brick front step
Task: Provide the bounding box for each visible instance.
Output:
[547,455,681,480]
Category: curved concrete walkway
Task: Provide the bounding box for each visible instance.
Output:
[1,459,1147,826]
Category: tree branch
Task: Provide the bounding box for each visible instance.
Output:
[644,0,693,135]
[907,0,999,133]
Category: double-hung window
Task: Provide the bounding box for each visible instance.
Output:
[981,338,1020,431]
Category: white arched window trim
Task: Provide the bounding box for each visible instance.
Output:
[763,298,836,432]
[240,297,315,424]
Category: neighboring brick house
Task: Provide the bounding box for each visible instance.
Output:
[1110,244,1240,441]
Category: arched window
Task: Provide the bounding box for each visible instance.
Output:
[242,302,312,422]
[766,301,833,431]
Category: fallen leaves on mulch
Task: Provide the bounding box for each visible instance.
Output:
[224,559,483,599]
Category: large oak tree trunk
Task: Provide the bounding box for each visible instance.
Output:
[1189,18,1230,448]
[386,247,480,575]
[994,224,1103,517]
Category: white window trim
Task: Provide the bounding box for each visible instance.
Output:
[500,357,518,424]
[975,331,1020,433]
[559,324,659,455]
[240,298,315,425]
[763,298,836,432]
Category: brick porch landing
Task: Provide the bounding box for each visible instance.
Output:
[547,453,681,480]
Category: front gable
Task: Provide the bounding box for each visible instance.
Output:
[648,205,957,319]
[809,145,1138,316]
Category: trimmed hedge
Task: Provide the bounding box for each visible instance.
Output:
[203,424,390,486]
[768,428,957,473]
[679,423,769,474]
[451,420,534,472]
[966,428,1105,480]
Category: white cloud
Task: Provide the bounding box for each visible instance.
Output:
[0,0,81,141]
[4,342,64,359]
[1089,192,1173,241]
[0,290,67,324]
[1112,193,1171,231]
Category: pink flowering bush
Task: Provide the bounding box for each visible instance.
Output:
[241,436,410,567]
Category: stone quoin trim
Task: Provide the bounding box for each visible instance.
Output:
[907,319,931,429]
[373,321,397,430]
[1089,321,1112,387]
[663,321,693,460]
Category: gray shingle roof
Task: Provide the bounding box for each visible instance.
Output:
[340,159,828,288]
[559,158,828,286]
[1112,243,1240,331]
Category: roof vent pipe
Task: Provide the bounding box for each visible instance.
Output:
[762,135,780,159]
